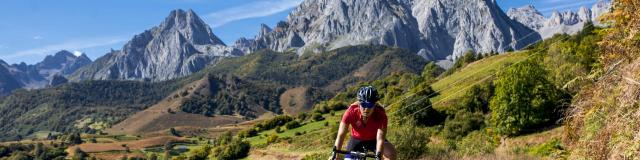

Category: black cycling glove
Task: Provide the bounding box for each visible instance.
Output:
[330,146,337,160]
[375,151,382,160]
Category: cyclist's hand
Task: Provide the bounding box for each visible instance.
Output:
[375,151,382,160]
[329,152,336,160]
[328,146,337,160]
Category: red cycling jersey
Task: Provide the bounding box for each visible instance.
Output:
[341,102,388,141]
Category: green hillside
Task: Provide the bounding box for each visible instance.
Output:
[0,45,428,141]
[212,25,602,159]
[430,52,528,111]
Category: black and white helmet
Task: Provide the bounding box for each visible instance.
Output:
[357,86,379,104]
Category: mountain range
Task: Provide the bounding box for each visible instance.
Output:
[233,0,541,62]
[507,0,611,39]
[0,50,91,96]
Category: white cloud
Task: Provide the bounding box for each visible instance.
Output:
[72,50,84,57]
[33,36,44,40]
[539,0,597,13]
[3,36,127,59]
[205,0,303,28]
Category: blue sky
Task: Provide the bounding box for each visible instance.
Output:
[0,0,600,64]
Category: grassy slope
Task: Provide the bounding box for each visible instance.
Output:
[430,52,528,110]
[244,51,562,159]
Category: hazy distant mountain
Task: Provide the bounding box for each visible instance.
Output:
[0,61,23,96]
[234,0,541,62]
[507,0,611,39]
[0,50,92,95]
[70,9,243,82]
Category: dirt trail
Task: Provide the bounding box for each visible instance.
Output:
[248,149,306,160]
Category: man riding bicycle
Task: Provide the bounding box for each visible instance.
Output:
[330,86,397,160]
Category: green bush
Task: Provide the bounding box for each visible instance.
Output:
[390,83,444,126]
[528,138,565,157]
[284,121,301,130]
[388,120,431,159]
[490,59,562,136]
[254,115,294,132]
[312,113,325,122]
[209,139,250,160]
[266,134,279,144]
[455,130,498,156]
[237,128,258,138]
[442,111,485,140]
[453,82,494,114]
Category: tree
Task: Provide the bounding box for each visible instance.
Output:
[148,153,158,160]
[66,133,83,144]
[72,147,87,160]
[421,62,443,83]
[164,141,173,160]
[391,83,444,126]
[490,59,561,136]
[169,128,180,137]
[284,121,301,130]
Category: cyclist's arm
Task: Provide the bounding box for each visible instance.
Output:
[376,127,386,154]
[334,121,349,150]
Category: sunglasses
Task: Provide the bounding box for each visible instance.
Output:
[360,101,375,109]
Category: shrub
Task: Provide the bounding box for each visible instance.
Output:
[528,138,565,157]
[254,115,294,132]
[388,121,431,159]
[72,147,87,160]
[148,153,158,160]
[66,133,83,145]
[391,84,445,126]
[312,113,325,121]
[237,128,258,138]
[454,82,493,114]
[442,111,485,140]
[490,59,562,136]
[297,113,308,121]
[212,140,250,160]
[266,134,279,144]
[285,121,301,130]
[169,128,180,137]
[456,130,498,156]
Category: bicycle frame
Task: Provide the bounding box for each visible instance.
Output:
[332,149,377,160]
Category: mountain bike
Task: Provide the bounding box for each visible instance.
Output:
[330,146,379,160]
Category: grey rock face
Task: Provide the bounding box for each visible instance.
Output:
[507,5,545,30]
[507,0,611,39]
[411,0,540,60]
[591,0,612,25]
[234,0,540,62]
[71,9,243,81]
[35,50,92,80]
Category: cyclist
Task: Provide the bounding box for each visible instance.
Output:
[330,86,397,160]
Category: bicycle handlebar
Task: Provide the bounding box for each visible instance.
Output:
[333,149,377,158]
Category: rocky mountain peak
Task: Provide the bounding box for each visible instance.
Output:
[70,9,242,82]
[259,24,272,37]
[38,50,78,69]
[158,9,225,45]
[578,6,592,22]
[591,0,611,24]
[507,5,545,30]
[508,1,611,39]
